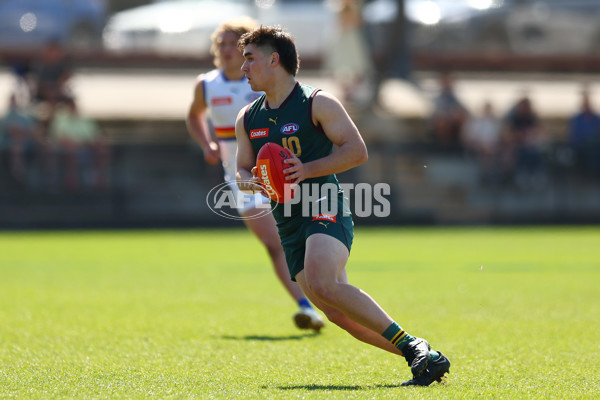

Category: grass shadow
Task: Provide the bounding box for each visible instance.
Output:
[267,383,401,391]
[221,333,320,341]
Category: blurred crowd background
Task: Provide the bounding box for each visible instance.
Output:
[1,0,600,228]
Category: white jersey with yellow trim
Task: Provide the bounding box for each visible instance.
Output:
[201,68,266,213]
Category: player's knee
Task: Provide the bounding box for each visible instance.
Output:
[304,275,337,304]
[322,308,347,327]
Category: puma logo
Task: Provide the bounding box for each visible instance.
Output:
[318,222,329,229]
[269,117,278,125]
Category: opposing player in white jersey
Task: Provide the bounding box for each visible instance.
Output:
[186,17,324,332]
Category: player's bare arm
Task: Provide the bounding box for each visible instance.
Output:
[235,107,261,193]
[186,76,220,164]
[284,91,368,185]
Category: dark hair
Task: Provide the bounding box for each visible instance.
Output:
[238,25,300,76]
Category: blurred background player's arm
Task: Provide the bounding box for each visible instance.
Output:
[186,76,220,165]
[234,106,260,193]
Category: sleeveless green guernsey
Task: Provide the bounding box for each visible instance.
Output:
[245,83,354,280]
[244,82,341,221]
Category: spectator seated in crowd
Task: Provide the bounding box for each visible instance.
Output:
[0,94,48,188]
[568,89,600,175]
[428,72,469,152]
[48,98,110,191]
[31,41,74,122]
[461,101,507,184]
[503,95,548,189]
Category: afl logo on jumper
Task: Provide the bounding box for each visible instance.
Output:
[281,123,299,134]
[250,128,269,139]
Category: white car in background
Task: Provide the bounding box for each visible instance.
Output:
[105,0,600,60]
[102,0,503,60]
[102,0,336,59]
[504,0,600,55]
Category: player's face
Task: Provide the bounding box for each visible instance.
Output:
[215,31,243,70]
[241,44,272,91]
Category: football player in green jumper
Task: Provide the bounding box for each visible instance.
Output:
[235,25,450,386]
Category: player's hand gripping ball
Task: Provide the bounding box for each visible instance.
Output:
[256,142,296,203]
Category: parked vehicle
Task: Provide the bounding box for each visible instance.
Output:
[102,0,336,59]
[386,0,600,55]
[102,0,600,59]
[505,0,600,55]
[0,0,107,51]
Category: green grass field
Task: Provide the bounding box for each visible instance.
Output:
[1,226,599,399]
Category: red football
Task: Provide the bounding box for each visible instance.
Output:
[256,142,295,203]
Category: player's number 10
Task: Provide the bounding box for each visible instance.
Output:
[282,136,301,157]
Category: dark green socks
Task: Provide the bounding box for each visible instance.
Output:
[382,322,416,352]
[382,322,441,360]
